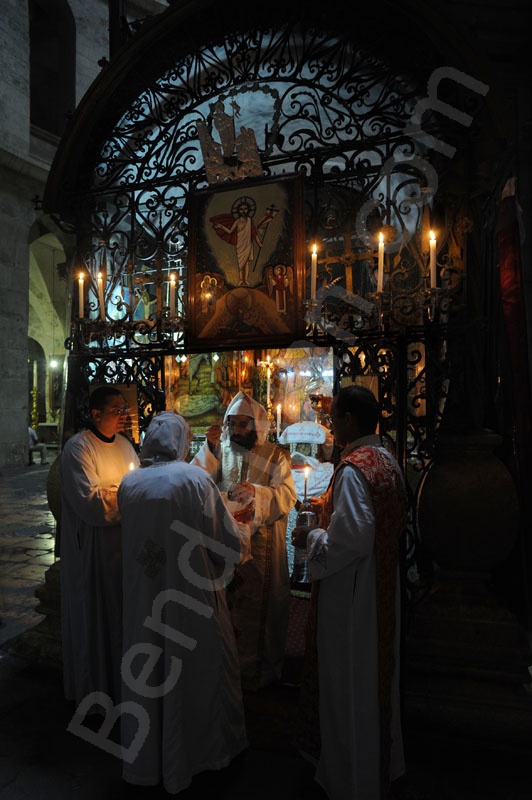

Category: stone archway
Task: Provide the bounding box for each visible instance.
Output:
[28,222,71,426]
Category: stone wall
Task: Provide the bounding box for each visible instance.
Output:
[0,0,166,467]
[0,166,44,466]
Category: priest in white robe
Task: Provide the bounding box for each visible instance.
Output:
[118,411,249,795]
[60,386,139,711]
[193,391,297,689]
[293,385,407,800]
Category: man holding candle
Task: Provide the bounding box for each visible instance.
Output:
[59,385,139,711]
[193,391,297,690]
[292,384,408,800]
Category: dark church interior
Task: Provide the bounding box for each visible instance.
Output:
[1,0,531,797]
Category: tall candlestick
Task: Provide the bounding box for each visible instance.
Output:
[276,403,281,439]
[310,244,317,300]
[377,232,384,293]
[169,273,176,316]
[97,272,105,321]
[429,230,437,289]
[78,274,84,318]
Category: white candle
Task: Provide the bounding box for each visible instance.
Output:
[304,465,310,501]
[78,274,84,318]
[97,272,105,321]
[377,232,384,293]
[276,403,281,439]
[429,230,437,289]
[310,244,317,300]
[266,366,271,407]
[169,273,176,316]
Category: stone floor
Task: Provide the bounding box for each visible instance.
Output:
[1,462,532,798]
[0,462,56,646]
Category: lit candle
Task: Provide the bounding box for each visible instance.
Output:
[78,274,84,318]
[377,232,384,293]
[169,273,176,316]
[304,465,310,502]
[429,230,437,289]
[310,244,317,300]
[266,356,271,407]
[97,272,105,321]
[276,403,281,439]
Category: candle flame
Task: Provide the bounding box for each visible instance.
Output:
[277,403,281,412]
[170,273,176,284]
[304,466,310,480]
[129,462,134,471]
[79,273,84,281]
[429,230,436,242]
[97,272,102,280]
[379,232,384,244]
[312,243,317,255]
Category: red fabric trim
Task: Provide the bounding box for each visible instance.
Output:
[498,193,532,477]
[341,447,407,796]
[294,445,407,798]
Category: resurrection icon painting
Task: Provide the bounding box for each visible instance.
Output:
[188,175,305,349]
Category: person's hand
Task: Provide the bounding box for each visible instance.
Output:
[291,524,310,549]
[309,496,323,515]
[205,424,222,448]
[228,481,255,505]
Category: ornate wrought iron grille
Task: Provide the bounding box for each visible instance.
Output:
[64,19,465,517]
[71,22,445,347]
[56,17,479,598]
